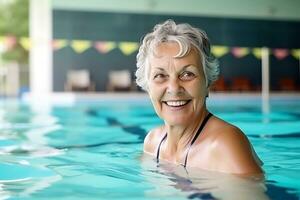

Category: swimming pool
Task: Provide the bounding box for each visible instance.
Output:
[0,94,299,199]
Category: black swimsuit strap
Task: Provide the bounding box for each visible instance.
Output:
[156,132,167,162]
[183,112,212,167]
[156,112,213,167]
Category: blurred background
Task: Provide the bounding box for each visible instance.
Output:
[0,0,300,97]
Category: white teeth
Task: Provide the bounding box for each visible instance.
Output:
[165,101,188,107]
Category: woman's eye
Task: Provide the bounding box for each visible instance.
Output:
[153,74,166,80]
[180,71,195,80]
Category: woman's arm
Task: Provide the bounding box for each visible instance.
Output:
[213,126,263,175]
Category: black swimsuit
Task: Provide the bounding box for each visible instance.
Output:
[156,112,213,168]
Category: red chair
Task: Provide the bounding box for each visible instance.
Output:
[278,78,296,91]
[211,77,227,91]
[230,77,252,92]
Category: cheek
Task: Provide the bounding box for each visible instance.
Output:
[148,81,164,98]
[148,85,165,118]
[148,83,164,106]
[197,85,207,97]
[190,81,207,108]
[190,79,207,97]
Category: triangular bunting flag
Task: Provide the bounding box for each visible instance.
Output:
[19,37,31,51]
[231,47,250,58]
[53,39,68,51]
[0,36,4,52]
[94,41,117,54]
[3,35,17,50]
[252,48,262,59]
[291,49,300,60]
[71,40,91,53]
[118,42,139,56]
[211,45,229,58]
[273,48,289,60]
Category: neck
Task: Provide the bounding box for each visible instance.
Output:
[163,108,208,155]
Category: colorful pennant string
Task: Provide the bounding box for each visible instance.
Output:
[252,48,262,59]
[2,35,17,51]
[118,42,139,56]
[0,35,299,60]
[273,48,289,60]
[19,37,31,51]
[52,39,68,51]
[70,40,91,53]
[291,49,300,60]
[211,46,229,58]
[94,41,117,54]
[231,47,250,58]
[0,36,5,52]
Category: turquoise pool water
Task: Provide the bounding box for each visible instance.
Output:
[0,97,299,199]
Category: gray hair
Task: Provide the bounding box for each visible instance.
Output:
[135,19,219,91]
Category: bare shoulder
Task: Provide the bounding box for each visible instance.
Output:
[143,126,165,156]
[208,116,263,175]
[211,117,247,144]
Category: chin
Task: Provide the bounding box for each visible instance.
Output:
[164,116,191,126]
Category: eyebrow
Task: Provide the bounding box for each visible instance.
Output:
[152,64,196,72]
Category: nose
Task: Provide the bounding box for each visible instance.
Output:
[166,77,184,95]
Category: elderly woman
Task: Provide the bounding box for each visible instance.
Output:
[136,19,263,175]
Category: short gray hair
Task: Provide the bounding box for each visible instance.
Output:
[135,19,219,91]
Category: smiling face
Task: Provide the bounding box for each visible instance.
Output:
[147,42,207,126]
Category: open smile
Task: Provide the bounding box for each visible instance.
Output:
[162,100,191,107]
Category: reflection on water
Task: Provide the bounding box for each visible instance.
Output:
[0,175,61,199]
[0,100,299,199]
[141,154,270,200]
[0,102,63,199]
